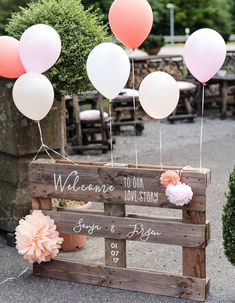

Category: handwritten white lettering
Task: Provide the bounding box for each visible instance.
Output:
[127,223,161,242]
[73,218,101,235]
[54,171,115,194]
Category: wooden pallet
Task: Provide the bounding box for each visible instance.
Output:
[29,159,211,302]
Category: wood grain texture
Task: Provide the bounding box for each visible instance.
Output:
[29,160,210,211]
[182,210,207,278]
[33,259,208,302]
[31,197,52,210]
[104,204,126,268]
[42,210,207,248]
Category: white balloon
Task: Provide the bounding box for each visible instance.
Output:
[139,71,180,120]
[13,72,54,121]
[86,42,130,100]
[19,24,61,73]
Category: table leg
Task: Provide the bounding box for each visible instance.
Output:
[221,81,228,119]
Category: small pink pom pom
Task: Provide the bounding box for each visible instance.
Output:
[166,183,193,206]
[160,170,180,188]
[15,210,63,264]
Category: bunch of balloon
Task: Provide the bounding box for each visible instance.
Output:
[108,0,154,166]
[139,71,180,168]
[0,23,62,159]
[86,42,131,166]
[183,28,226,168]
[0,24,61,122]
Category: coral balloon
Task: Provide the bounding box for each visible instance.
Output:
[184,28,226,83]
[139,72,180,120]
[0,36,25,79]
[109,0,153,49]
[20,24,61,73]
[13,73,54,121]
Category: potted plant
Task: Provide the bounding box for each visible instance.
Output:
[222,166,235,265]
[54,200,93,252]
[142,34,165,56]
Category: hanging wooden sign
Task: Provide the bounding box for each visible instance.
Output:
[29,159,211,302]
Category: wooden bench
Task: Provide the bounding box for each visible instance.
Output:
[112,94,144,136]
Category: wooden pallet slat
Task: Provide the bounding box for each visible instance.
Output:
[42,210,207,248]
[34,259,208,302]
[104,204,126,268]
[29,161,209,211]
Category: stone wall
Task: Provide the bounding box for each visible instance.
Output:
[128,51,235,89]
[128,54,187,89]
[0,78,61,233]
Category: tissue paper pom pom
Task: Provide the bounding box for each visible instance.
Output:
[160,170,180,188]
[15,210,63,264]
[166,183,193,206]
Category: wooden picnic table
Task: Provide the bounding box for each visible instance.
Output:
[168,81,197,123]
[112,89,144,135]
[209,72,235,119]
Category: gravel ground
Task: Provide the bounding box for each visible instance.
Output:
[0,117,235,303]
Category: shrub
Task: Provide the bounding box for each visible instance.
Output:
[142,35,165,50]
[141,35,164,55]
[6,0,109,97]
[222,167,235,265]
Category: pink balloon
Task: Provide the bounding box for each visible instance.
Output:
[0,36,25,79]
[109,0,153,49]
[19,24,61,73]
[184,28,226,83]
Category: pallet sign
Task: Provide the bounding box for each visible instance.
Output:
[29,159,211,302]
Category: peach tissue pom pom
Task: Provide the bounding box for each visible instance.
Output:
[166,183,193,206]
[160,170,180,188]
[15,210,63,264]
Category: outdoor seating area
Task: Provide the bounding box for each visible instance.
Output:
[64,52,235,153]
[66,94,113,153]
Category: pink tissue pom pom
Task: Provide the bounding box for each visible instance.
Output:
[15,210,63,264]
[160,170,180,188]
[166,183,193,206]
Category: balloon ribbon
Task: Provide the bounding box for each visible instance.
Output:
[200,84,206,170]
[131,56,139,168]
[108,100,114,168]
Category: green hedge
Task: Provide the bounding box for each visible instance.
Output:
[222,166,235,265]
[6,0,109,97]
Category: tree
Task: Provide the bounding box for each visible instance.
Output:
[83,0,232,38]
[223,167,235,266]
[82,0,111,15]
[0,0,32,35]
[6,0,109,96]
[171,0,232,37]
[230,0,235,33]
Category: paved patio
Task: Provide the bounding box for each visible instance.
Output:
[1,117,235,303]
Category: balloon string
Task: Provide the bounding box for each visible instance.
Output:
[0,268,28,286]
[34,122,54,162]
[178,166,194,180]
[158,120,163,170]
[109,100,114,168]
[200,84,205,170]
[33,122,80,167]
[131,57,139,168]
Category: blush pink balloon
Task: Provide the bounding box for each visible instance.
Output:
[184,28,226,84]
[19,24,61,73]
[0,36,25,79]
[109,0,153,49]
